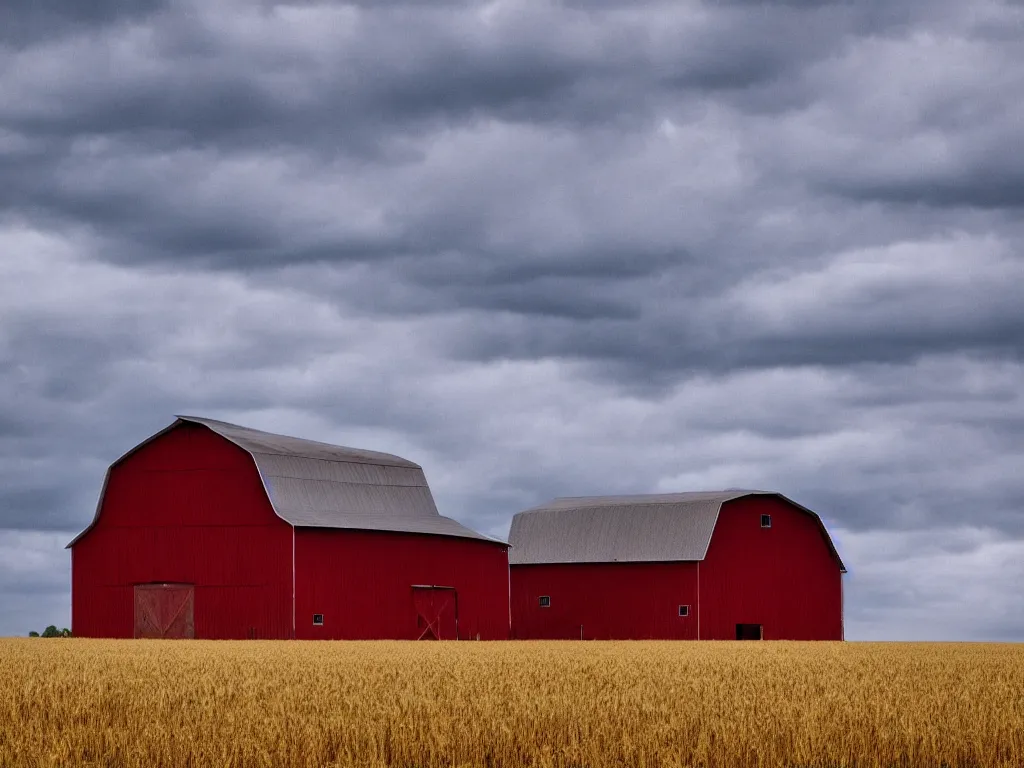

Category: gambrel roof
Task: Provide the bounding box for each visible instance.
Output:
[508,491,845,571]
[68,416,501,547]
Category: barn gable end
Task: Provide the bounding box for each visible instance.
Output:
[69,421,294,639]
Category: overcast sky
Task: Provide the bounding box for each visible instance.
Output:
[2,0,1023,639]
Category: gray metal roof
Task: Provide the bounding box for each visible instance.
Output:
[68,416,502,547]
[508,491,845,571]
[181,416,420,468]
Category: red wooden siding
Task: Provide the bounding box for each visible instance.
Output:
[510,562,699,640]
[698,495,843,640]
[71,423,293,639]
[509,496,843,640]
[294,528,510,640]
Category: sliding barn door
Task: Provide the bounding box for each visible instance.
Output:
[134,583,195,639]
[412,586,458,640]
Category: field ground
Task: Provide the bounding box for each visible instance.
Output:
[1,639,1022,767]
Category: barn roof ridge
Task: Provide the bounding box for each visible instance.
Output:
[175,415,422,469]
[520,490,767,513]
[508,490,845,572]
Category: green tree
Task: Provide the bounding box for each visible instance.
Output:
[28,631,39,637]
[41,625,59,638]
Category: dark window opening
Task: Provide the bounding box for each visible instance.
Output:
[736,623,762,640]
[538,596,551,608]
[678,605,689,617]
[312,613,324,626]
[761,514,772,528]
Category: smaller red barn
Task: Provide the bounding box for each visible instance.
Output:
[69,416,510,640]
[508,491,845,641]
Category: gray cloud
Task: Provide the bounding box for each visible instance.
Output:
[0,0,168,46]
[0,532,73,634]
[1,0,1023,639]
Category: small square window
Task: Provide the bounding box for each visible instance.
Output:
[678,605,689,617]
[761,514,772,528]
[538,596,551,608]
[312,613,324,626]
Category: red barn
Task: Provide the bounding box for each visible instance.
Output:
[68,416,510,640]
[509,492,845,640]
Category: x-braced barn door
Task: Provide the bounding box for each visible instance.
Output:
[134,583,195,639]
[411,585,459,640]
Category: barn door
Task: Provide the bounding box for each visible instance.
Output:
[736,623,762,640]
[134,584,195,639]
[412,586,458,640]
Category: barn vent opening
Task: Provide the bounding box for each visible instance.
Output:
[678,605,689,617]
[312,614,324,626]
[538,596,551,608]
[760,514,772,528]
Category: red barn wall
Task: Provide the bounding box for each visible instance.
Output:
[510,562,699,640]
[71,423,293,639]
[698,495,843,640]
[294,529,510,640]
[509,496,843,640]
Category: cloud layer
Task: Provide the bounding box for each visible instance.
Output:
[2,0,1023,638]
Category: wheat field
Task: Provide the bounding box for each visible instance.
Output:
[1,639,1022,768]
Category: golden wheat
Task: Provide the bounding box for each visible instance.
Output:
[1,639,1022,767]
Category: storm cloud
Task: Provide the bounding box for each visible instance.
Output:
[1,0,1023,638]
